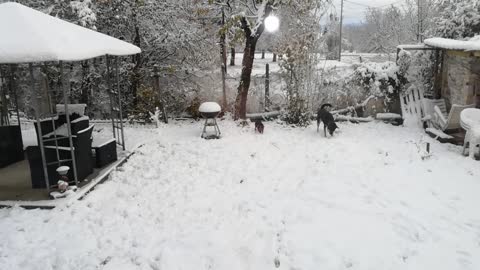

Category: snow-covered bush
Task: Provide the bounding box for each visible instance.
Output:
[397,49,436,97]
[282,96,311,127]
[70,0,96,29]
[351,62,404,95]
[129,85,160,124]
[434,0,480,39]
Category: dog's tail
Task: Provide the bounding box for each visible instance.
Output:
[320,103,333,110]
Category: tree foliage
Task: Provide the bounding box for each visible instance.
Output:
[433,0,480,39]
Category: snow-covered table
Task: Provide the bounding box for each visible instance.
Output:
[460,108,480,159]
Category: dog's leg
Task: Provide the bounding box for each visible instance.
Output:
[324,124,327,137]
[317,120,320,132]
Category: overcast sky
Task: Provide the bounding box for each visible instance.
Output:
[328,0,406,24]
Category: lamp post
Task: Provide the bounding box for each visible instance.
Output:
[264,15,279,112]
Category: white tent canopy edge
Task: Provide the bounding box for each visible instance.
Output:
[0,2,141,64]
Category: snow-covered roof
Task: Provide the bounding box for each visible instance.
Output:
[0,2,141,64]
[424,36,480,51]
[396,44,430,50]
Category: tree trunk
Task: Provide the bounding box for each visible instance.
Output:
[233,4,274,120]
[234,36,257,120]
[230,48,235,66]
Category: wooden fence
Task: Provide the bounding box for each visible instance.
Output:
[400,85,424,126]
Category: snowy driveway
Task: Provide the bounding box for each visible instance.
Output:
[1,121,480,270]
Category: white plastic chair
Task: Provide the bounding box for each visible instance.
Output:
[422,98,446,127]
[433,103,475,131]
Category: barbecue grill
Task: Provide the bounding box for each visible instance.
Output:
[199,102,221,139]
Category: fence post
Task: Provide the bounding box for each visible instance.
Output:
[273,53,277,62]
[265,63,270,112]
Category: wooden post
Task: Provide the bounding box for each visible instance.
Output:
[396,48,400,64]
[265,63,270,112]
[230,47,235,66]
[273,53,277,62]
[262,50,265,59]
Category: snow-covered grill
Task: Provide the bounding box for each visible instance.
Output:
[199,102,221,139]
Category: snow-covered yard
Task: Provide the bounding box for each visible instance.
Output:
[1,121,480,270]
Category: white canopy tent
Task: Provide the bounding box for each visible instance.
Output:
[0,2,140,63]
[0,2,141,194]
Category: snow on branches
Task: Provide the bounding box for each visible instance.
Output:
[70,0,96,29]
[434,0,480,39]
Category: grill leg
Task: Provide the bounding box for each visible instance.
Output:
[214,118,221,136]
[201,118,208,138]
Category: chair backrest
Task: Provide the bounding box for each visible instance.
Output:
[423,98,447,118]
[445,104,476,130]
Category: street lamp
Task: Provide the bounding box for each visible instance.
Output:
[265,15,280,33]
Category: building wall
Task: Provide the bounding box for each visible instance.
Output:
[441,50,480,109]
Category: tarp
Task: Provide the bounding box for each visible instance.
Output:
[0,2,141,64]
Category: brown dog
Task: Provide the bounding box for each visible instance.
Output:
[254,119,264,134]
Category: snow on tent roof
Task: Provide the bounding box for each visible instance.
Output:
[424,36,480,51]
[0,2,141,64]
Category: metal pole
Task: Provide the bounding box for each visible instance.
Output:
[265,63,270,112]
[419,0,423,42]
[115,56,126,151]
[338,0,344,62]
[60,62,79,186]
[221,7,228,112]
[105,55,116,139]
[417,0,420,42]
[9,65,21,127]
[30,64,50,192]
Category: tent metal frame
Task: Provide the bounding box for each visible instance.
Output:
[0,55,126,193]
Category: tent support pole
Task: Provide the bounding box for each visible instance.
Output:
[115,56,126,151]
[30,64,50,193]
[106,55,116,140]
[60,61,79,186]
[9,65,21,127]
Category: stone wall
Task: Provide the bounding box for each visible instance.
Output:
[441,51,480,109]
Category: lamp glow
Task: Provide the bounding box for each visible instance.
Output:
[264,15,279,32]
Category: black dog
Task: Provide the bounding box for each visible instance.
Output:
[254,119,264,134]
[317,104,338,137]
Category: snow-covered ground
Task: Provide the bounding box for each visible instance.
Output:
[2,121,480,270]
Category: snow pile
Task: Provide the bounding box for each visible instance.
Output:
[199,102,221,113]
[425,35,480,51]
[2,121,480,270]
[376,113,402,120]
